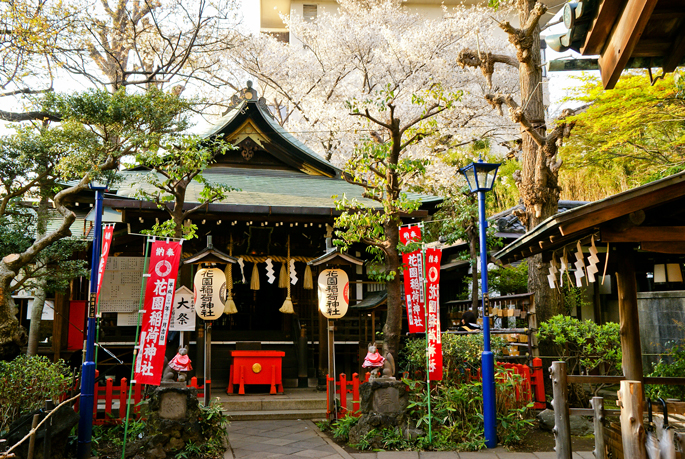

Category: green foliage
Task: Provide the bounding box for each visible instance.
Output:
[191,398,230,458]
[401,333,506,382]
[330,413,360,442]
[647,340,685,401]
[559,71,685,201]
[0,355,73,435]
[488,261,528,296]
[537,315,622,378]
[560,284,590,316]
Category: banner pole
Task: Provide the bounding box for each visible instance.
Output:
[121,237,153,459]
[420,224,432,443]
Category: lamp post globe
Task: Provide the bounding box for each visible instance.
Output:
[459,158,500,448]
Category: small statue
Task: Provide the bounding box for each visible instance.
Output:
[162,346,192,383]
[362,343,385,379]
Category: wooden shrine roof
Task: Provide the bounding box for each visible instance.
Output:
[547,0,685,88]
[495,171,685,264]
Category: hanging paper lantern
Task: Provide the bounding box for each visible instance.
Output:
[193,267,225,320]
[317,269,349,319]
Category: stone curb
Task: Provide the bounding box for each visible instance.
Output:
[307,419,356,459]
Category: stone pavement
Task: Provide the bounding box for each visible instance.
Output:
[225,419,595,459]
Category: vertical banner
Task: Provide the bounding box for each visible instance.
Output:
[400,225,425,333]
[425,247,443,381]
[95,224,115,305]
[170,286,196,331]
[134,240,182,386]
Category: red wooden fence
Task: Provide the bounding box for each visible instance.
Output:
[325,358,546,420]
[71,371,205,425]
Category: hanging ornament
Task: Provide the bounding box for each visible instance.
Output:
[250,263,260,290]
[560,248,569,287]
[237,257,246,283]
[223,236,237,314]
[574,240,586,287]
[280,235,295,314]
[278,262,288,288]
[265,258,276,284]
[547,257,558,289]
[303,265,313,290]
[290,259,298,285]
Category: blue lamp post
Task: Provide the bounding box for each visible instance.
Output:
[459,158,500,448]
[77,183,108,459]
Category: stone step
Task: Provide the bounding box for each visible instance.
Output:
[224,409,328,421]
[222,397,326,412]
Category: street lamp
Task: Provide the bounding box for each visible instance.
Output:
[459,158,500,449]
[77,181,109,459]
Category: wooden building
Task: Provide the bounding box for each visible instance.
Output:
[41,84,440,389]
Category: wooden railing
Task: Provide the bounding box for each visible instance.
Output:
[71,371,205,425]
[326,372,370,419]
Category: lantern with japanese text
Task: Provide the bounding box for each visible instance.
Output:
[317,269,349,319]
[193,267,225,320]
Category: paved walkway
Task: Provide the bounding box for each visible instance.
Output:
[225,420,595,459]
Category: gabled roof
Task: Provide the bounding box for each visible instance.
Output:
[197,84,339,178]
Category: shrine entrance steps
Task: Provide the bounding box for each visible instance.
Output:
[218,388,328,420]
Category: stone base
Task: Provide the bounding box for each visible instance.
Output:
[125,386,203,459]
[349,379,414,447]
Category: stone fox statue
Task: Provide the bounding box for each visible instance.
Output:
[362,343,395,379]
[162,346,193,382]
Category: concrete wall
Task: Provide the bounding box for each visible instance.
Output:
[637,290,685,370]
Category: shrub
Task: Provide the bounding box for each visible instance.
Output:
[401,333,506,382]
[647,340,685,401]
[0,355,73,435]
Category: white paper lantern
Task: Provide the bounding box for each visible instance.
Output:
[193,267,226,320]
[317,269,349,319]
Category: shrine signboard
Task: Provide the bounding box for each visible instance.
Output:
[317,269,349,319]
[170,286,196,331]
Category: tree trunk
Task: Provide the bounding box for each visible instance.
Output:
[0,267,26,359]
[517,0,562,322]
[27,191,50,356]
[383,220,402,364]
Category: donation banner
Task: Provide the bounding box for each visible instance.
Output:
[425,247,442,381]
[95,224,115,305]
[400,225,425,333]
[134,240,182,386]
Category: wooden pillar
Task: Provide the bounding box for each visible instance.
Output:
[52,288,69,362]
[617,380,646,459]
[318,309,328,378]
[550,361,572,459]
[614,249,644,382]
[591,396,606,459]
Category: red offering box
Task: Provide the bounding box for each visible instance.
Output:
[227,350,285,395]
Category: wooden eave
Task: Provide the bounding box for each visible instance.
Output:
[308,248,364,266]
[494,171,685,264]
[557,0,685,88]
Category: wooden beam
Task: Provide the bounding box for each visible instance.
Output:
[598,0,659,89]
[663,21,685,72]
[640,241,685,253]
[559,182,685,236]
[581,0,626,55]
[615,251,644,382]
[600,226,685,242]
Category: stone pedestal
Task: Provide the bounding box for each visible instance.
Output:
[126,386,202,459]
[349,378,416,447]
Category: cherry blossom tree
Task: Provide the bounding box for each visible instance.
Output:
[224,0,518,359]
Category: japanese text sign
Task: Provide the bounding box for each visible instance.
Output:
[95,224,115,306]
[134,240,182,386]
[317,269,349,319]
[425,247,442,381]
[193,268,225,321]
[170,286,196,331]
[400,225,425,333]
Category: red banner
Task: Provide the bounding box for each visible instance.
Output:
[400,226,425,333]
[135,240,182,386]
[426,247,442,381]
[95,224,115,306]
